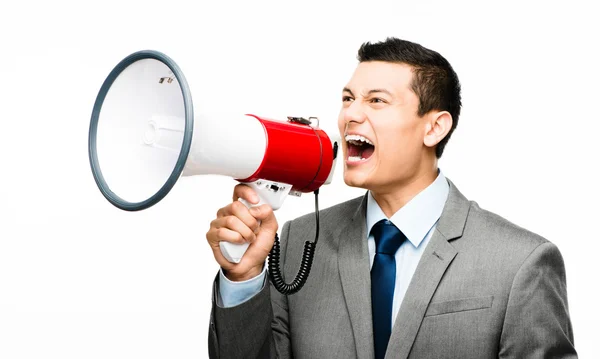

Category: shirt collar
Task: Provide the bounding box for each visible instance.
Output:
[366,170,450,248]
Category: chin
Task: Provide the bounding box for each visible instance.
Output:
[343,170,371,190]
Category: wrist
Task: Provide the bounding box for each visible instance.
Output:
[223,265,264,282]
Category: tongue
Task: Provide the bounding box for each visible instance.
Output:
[348,144,361,157]
[347,143,375,159]
[361,145,374,159]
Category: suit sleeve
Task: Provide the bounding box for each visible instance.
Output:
[499,241,577,358]
[208,221,293,359]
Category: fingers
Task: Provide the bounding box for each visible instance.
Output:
[208,224,246,245]
[232,183,259,205]
[206,184,280,281]
[249,204,278,235]
[206,220,249,272]
[242,204,278,259]
[217,200,260,233]
[206,213,273,279]
[209,212,257,246]
[206,199,263,271]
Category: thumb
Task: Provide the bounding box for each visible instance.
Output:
[250,204,278,233]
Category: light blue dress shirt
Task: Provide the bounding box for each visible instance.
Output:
[218,171,449,313]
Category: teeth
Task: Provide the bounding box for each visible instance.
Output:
[348,156,365,162]
[345,134,373,146]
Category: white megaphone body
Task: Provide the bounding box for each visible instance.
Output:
[89,50,340,264]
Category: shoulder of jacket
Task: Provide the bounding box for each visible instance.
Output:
[465,200,549,249]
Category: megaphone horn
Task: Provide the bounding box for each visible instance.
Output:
[89,51,340,292]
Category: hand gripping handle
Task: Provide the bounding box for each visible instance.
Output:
[219,180,292,263]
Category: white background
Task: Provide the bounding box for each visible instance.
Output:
[1,0,598,358]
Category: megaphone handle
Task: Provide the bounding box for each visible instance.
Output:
[219,180,292,263]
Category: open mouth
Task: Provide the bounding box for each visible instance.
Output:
[345,134,375,162]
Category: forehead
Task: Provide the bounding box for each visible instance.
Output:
[345,61,414,94]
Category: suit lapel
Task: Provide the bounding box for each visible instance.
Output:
[386,180,471,359]
[384,230,457,359]
[337,194,375,359]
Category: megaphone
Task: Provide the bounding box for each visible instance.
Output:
[88,50,340,276]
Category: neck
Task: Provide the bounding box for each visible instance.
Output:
[371,166,438,218]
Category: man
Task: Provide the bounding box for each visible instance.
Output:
[205,38,576,358]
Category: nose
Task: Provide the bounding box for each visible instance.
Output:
[343,100,366,125]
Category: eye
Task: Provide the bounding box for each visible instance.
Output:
[370,97,386,104]
[342,96,354,102]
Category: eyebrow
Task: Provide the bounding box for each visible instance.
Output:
[342,87,393,97]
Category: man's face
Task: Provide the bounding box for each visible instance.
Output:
[338,61,428,192]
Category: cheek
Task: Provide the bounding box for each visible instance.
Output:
[337,113,347,143]
[337,111,346,132]
[376,124,420,159]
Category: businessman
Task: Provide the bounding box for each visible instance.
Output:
[205,37,576,358]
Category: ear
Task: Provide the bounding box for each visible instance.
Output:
[423,111,453,148]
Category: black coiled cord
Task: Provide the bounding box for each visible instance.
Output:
[268,189,320,295]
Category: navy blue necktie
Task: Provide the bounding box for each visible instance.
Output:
[371,219,407,359]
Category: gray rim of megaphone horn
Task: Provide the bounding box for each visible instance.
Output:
[88,50,194,211]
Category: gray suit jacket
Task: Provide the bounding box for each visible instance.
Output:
[209,180,576,358]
